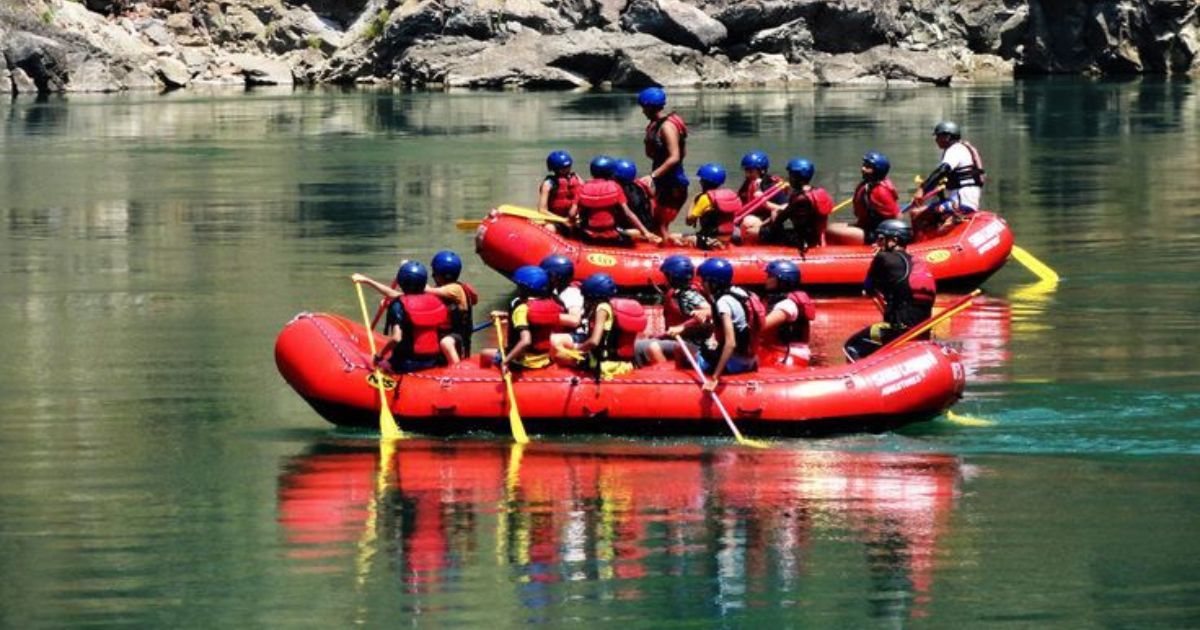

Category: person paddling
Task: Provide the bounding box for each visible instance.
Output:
[843,220,937,361]
[760,260,816,366]
[423,251,479,362]
[352,261,453,372]
[696,258,762,390]
[570,155,659,245]
[638,255,712,365]
[637,86,689,243]
[827,152,900,245]
[911,121,986,234]
[538,150,582,221]
[736,151,788,244]
[481,266,570,372]
[758,158,835,250]
[682,163,742,250]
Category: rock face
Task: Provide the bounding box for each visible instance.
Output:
[2,0,1198,94]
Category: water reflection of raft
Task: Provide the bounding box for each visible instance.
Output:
[474,210,1013,293]
[274,312,966,437]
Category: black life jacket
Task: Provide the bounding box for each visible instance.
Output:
[713,286,765,356]
[443,281,479,355]
[946,141,986,189]
[768,290,816,345]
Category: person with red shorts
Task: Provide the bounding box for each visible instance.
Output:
[637,86,689,243]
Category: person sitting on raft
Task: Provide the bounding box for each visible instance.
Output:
[613,158,655,232]
[760,260,816,366]
[735,151,789,244]
[681,163,743,250]
[540,254,586,358]
[637,86,689,243]
[827,151,900,245]
[843,220,937,362]
[538,150,582,221]
[422,250,479,362]
[352,261,455,372]
[758,158,835,251]
[569,155,660,245]
[481,265,571,372]
[637,255,712,365]
[910,121,986,234]
[696,258,763,391]
[554,272,650,379]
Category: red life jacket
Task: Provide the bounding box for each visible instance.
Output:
[644,112,688,165]
[523,297,564,352]
[578,179,624,239]
[905,254,937,305]
[784,186,834,246]
[545,173,582,216]
[398,293,450,357]
[736,174,783,215]
[715,287,766,356]
[853,179,899,231]
[699,188,741,238]
[603,298,648,360]
[947,141,986,189]
[770,290,815,345]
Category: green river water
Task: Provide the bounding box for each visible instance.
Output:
[2,80,1199,628]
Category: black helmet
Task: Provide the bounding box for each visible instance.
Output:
[874,219,912,245]
[933,121,961,139]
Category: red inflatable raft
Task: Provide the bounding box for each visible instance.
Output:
[275,312,966,437]
[475,210,1013,293]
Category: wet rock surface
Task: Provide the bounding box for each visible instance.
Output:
[2,0,1197,94]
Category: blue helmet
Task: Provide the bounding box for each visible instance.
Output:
[395,261,428,293]
[546,150,573,172]
[740,151,769,171]
[430,250,462,280]
[696,163,726,188]
[512,265,550,295]
[786,158,815,182]
[697,257,734,287]
[539,254,574,287]
[590,155,616,178]
[637,86,667,108]
[660,255,694,287]
[862,151,891,179]
[613,159,637,183]
[765,259,801,289]
[580,273,618,300]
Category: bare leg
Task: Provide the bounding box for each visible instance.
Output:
[825,222,866,245]
[440,336,460,365]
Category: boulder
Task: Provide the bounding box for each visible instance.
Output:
[813,52,867,85]
[747,17,813,62]
[227,52,293,85]
[65,52,122,92]
[138,20,173,47]
[730,52,813,86]
[621,0,728,51]
[215,5,267,43]
[266,5,343,55]
[283,47,327,84]
[3,31,69,93]
[807,0,892,54]
[0,64,11,95]
[156,55,191,88]
[11,67,39,94]
[857,45,955,85]
[956,52,1015,81]
[713,0,815,42]
[609,33,729,86]
[400,32,589,89]
[179,45,213,73]
[593,0,626,29]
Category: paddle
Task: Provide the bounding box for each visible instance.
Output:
[354,283,404,440]
[876,289,983,354]
[492,314,531,444]
[674,335,770,449]
[733,180,789,224]
[457,205,571,230]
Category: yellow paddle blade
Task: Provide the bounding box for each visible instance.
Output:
[945,410,996,427]
[737,435,772,449]
[1011,245,1059,284]
[355,282,404,440]
[455,219,483,230]
[494,315,531,444]
[496,204,570,224]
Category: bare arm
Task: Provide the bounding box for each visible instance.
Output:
[504,329,533,367]
[577,309,609,353]
[761,309,788,337]
[537,180,552,214]
[704,311,736,390]
[352,273,402,299]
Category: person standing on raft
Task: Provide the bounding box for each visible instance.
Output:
[569,155,660,245]
[736,150,788,244]
[827,151,900,245]
[352,261,455,372]
[911,121,986,234]
[637,86,689,243]
[843,220,937,361]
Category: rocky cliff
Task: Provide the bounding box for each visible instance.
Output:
[2,0,1198,95]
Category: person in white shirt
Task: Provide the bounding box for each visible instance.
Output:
[912,121,986,233]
